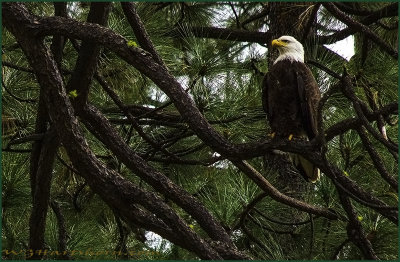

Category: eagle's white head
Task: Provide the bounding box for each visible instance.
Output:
[272,35,304,64]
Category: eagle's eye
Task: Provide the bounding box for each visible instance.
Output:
[281,39,289,43]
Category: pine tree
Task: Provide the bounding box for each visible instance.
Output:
[2,2,398,260]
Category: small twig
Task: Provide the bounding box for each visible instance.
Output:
[95,73,182,161]
[309,213,315,259]
[2,61,35,73]
[241,6,269,28]
[56,153,79,175]
[324,102,397,141]
[121,2,165,66]
[72,182,87,212]
[232,160,339,220]
[334,2,372,16]
[376,21,397,31]
[247,215,295,235]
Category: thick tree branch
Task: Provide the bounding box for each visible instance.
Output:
[28,127,58,259]
[50,2,67,68]
[65,2,111,111]
[164,26,271,44]
[80,105,237,248]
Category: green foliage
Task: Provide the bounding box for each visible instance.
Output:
[2,2,398,260]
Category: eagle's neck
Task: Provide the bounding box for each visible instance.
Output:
[274,50,304,64]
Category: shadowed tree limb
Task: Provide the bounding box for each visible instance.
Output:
[50,200,71,260]
[28,127,58,260]
[231,160,339,220]
[80,105,241,250]
[324,102,397,142]
[65,2,111,111]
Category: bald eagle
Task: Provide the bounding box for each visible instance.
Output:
[262,36,321,182]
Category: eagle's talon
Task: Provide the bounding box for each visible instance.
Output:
[268,132,276,138]
[288,134,293,140]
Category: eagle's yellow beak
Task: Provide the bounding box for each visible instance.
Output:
[271,39,286,47]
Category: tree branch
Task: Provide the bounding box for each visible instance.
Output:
[50,200,71,260]
[356,126,397,190]
[65,2,111,111]
[337,188,378,259]
[231,160,339,220]
[121,2,165,66]
[319,2,398,45]
[340,71,398,154]
[164,26,271,44]
[325,102,397,141]
[323,2,398,60]
[80,105,236,247]
[28,127,58,259]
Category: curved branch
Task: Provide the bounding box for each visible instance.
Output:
[232,160,339,220]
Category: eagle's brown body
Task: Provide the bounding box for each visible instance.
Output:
[262,60,321,139]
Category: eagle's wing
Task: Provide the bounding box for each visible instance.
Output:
[295,65,320,139]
